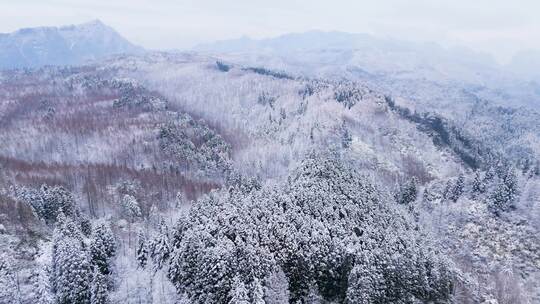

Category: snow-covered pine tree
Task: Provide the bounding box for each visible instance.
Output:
[34,265,54,304]
[305,282,324,304]
[340,119,352,149]
[228,276,250,304]
[90,269,109,304]
[80,214,93,236]
[14,186,45,220]
[450,174,465,202]
[346,255,385,304]
[121,194,142,222]
[149,222,171,271]
[136,229,149,268]
[16,185,78,225]
[51,214,92,304]
[52,237,92,304]
[52,212,84,248]
[41,185,77,224]
[396,177,418,205]
[0,253,20,303]
[443,174,465,202]
[488,168,518,215]
[251,278,265,304]
[90,222,116,276]
[263,268,290,304]
[471,171,486,195]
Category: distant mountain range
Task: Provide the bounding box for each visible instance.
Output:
[195,30,499,77]
[195,31,540,109]
[0,20,143,69]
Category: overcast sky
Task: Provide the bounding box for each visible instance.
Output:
[1,0,538,63]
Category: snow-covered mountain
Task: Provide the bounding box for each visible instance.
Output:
[0,20,143,69]
[1,51,539,303]
[196,31,540,110]
[195,30,499,80]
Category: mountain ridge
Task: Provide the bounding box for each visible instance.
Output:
[0,19,143,70]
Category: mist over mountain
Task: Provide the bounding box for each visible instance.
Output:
[0,20,143,70]
[196,31,540,110]
[195,30,498,75]
[509,50,540,81]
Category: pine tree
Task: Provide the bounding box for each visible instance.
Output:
[471,171,486,195]
[252,278,265,304]
[0,253,19,304]
[52,237,92,304]
[443,175,465,202]
[80,214,93,237]
[341,120,352,149]
[90,269,109,304]
[228,277,250,304]
[449,174,465,202]
[121,194,142,222]
[90,222,116,276]
[503,168,519,200]
[346,261,385,304]
[15,186,45,220]
[149,222,171,271]
[488,168,518,216]
[136,230,149,268]
[52,215,92,304]
[41,185,77,224]
[34,266,54,304]
[263,268,289,304]
[53,212,84,243]
[396,177,418,205]
[485,165,496,181]
[305,283,324,304]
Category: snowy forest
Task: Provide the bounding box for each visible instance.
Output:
[1,18,540,304]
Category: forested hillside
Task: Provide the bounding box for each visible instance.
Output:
[0,51,539,303]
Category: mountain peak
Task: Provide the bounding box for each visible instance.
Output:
[85,19,105,26]
[0,20,143,70]
[74,19,109,30]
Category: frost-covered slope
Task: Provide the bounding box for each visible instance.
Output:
[110,53,464,183]
[0,51,539,303]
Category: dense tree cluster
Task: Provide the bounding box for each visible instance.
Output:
[333,81,368,109]
[15,185,78,225]
[243,67,294,80]
[486,165,519,216]
[395,177,418,205]
[51,214,93,304]
[158,114,232,174]
[90,222,117,277]
[167,153,455,303]
[14,186,119,304]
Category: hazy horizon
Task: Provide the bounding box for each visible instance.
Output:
[1,0,539,64]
